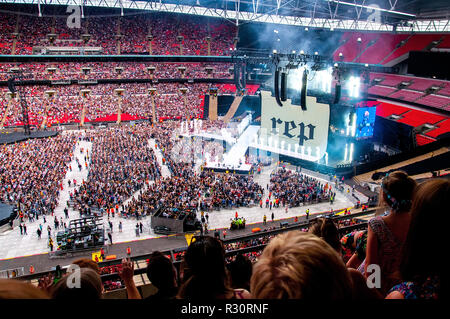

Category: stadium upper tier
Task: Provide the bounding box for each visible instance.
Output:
[333,32,449,66]
[0,9,448,64]
[368,72,450,112]
[0,11,236,56]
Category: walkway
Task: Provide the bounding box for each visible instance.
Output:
[223,125,259,166]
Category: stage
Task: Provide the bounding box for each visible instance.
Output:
[203,162,253,174]
[181,118,333,174]
[0,131,59,145]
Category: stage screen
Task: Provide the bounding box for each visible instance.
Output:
[355,106,376,139]
[260,91,330,159]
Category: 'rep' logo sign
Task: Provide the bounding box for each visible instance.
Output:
[260,91,330,159]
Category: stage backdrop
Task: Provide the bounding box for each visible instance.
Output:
[260,91,330,159]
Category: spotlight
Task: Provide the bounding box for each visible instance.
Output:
[357,37,362,43]
[300,50,305,55]
[349,143,354,162]
[334,63,338,68]
[365,64,369,67]
[292,50,296,54]
[344,143,348,162]
[305,27,309,31]
[339,52,343,57]
[314,52,318,55]
[273,49,277,54]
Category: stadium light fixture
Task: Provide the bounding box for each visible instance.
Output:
[349,143,354,163]
[344,143,348,162]
[326,0,416,18]
[347,76,360,98]
[351,113,357,137]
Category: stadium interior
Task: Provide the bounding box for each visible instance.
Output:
[0,0,448,304]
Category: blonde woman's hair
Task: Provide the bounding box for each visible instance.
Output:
[250,231,353,299]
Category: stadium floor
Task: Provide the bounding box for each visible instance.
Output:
[0,132,361,273]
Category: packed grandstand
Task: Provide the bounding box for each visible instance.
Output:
[0,0,448,305]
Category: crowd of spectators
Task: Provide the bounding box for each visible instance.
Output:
[224,234,276,253]
[123,168,263,218]
[118,121,264,218]
[70,125,161,215]
[0,134,77,220]
[269,167,332,207]
[199,171,264,211]
[0,8,242,127]
[1,83,211,126]
[0,170,447,300]
[0,11,236,56]
[0,80,260,127]
[0,62,234,81]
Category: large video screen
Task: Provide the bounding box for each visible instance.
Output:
[355,106,376,139]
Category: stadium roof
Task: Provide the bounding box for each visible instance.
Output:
[1,0,449,32]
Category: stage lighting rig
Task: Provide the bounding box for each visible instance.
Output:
[270,51,332,108]
[311,62,327,71]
